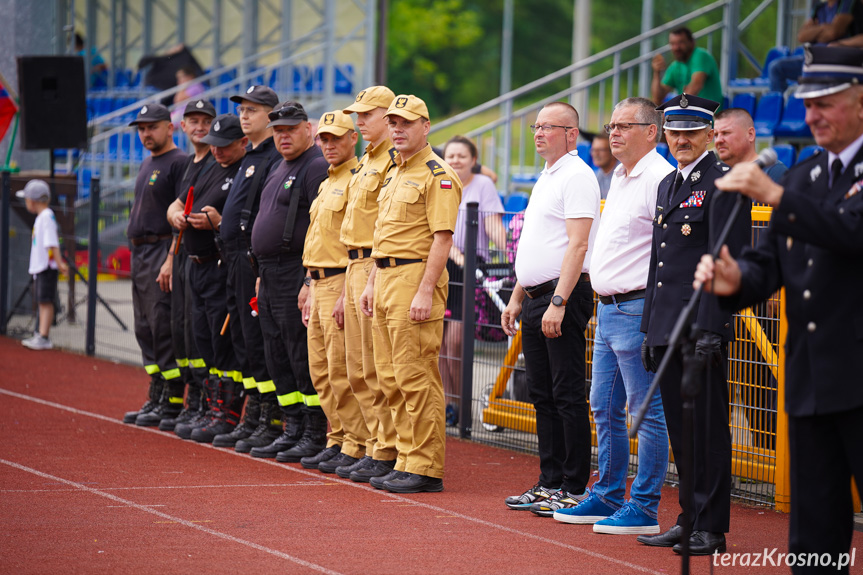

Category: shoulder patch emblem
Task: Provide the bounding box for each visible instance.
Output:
[440,179,452,189]
[426,160,446,176]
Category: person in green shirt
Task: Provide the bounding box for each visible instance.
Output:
[651,27,722,106]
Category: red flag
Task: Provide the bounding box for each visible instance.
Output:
[0,86,17,143]
[174,186,195,255]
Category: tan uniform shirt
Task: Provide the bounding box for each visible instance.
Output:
[372,144,462,260]
[340,138,396,250]
[303,157,359,269]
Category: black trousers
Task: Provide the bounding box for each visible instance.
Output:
[257,254,318,417]
[521,281,593,494]
[224,241,271,391]
[187,257,238,374]
[170,243,203,376]
[789,405,863,575]
[655,344,731,533]
[131,241,177,378]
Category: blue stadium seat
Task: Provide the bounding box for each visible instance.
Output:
[752,46,791,88]
[293,66,311,92]
[730,92,757,117]
[796,144,822,163]
[336,64,354,94]
[753,91,783,137]
[773,143,796,167]
[503,191,530,227]
[773,96,811,139]
[577,142,594,169]
[656,142,669,159]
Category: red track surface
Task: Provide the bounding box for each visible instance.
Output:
[2,336,860,574]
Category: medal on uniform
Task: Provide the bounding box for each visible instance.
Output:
[854,162,863,178]
[681,224,692,236]
[690,171,700,182]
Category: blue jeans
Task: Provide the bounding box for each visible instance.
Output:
[589,299,668,518]
[769,56,803,93]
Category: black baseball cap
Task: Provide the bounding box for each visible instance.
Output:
[129,103,171,126]
[183,99,217,118]
[267,101,309,127]
[201,114,245,146]
[230,85,279,108]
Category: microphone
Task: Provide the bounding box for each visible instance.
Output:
[754,148,778,169]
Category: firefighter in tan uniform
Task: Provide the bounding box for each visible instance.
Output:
[360,95,462,493]
[338,86,400,483]
[291,111,370,475]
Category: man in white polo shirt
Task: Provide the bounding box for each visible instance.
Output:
[502,101,600,516]
[554,97,672,535]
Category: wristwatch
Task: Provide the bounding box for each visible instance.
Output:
[303,276,312,286]
[551,295,567,307]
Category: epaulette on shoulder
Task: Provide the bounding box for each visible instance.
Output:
[715,160,731,173]
[426,159,446,177]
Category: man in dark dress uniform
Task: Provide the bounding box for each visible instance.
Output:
[122,103,188,426]
[637,94,751,555]
[696,45,863,575]
[167,114,246,443]
[248,101,329,459]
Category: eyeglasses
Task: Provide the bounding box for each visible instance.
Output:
[236,105,260,115]
[603,122,652,134]
[529,124,573,134]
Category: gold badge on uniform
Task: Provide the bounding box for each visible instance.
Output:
[395,97,408,109]
[323,113,335,125]
[657,215,663,225]
[245,165,255,178]
[681,224,692,236]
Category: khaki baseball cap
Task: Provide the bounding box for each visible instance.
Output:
[343,85,395,114]
[384,94,430,122]
[317,110,356,137]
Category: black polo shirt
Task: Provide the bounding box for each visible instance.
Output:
[127,148,187,239]
[251,145,328,258]
[220,137,281,244]
[178,157,243,256]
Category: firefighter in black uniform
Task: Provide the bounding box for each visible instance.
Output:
[122,103,188,426]
[637,94,751,555]
[167,114,246,443]
[156,99,215,432]
[210,86,283,451]
[248,101,329,459]
[696,45,863,575]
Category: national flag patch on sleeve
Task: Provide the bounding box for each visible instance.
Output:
[440,179,452,189]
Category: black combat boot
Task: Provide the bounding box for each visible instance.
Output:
[123,375,163,424]
[235,398,283,453]
[159,382,203,431]
[213,390,260,447]
[175,375,218,439]
[192,378,244,443]
[249,411,304,458]
[276,410,328,463]
[136,376,185,427]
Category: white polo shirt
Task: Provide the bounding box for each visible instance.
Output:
[514,151,600,288]
[591,148,674,296]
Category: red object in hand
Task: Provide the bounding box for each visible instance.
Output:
[174,186,195,255]
[249,296,259,317]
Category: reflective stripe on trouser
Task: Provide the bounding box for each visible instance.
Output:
[372,263,447,479]
[224,243,271,395]
[131,241,178,378]
[187,258,239,376]
[309,275,369,456]
[257,256,319,418]
[171,244,201,373]
[345,257,397,460]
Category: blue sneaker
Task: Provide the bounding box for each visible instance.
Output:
[592,501,660,534]
[553,491,617,524]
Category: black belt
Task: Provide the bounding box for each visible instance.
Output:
[308,267,346,280]
[256,252,303,265]
[188,252,219,264]
[130,234,172,247]
[375,258,423,269]
[598,289,646,305]
[348,248,373,260]
[523,273,590,299]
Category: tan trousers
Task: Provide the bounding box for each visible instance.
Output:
[372,262,447,479]
[344,257,398,460]
[308,275,368,458]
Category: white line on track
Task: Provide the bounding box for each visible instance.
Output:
[0,387,662,574]
[1,482,337,493]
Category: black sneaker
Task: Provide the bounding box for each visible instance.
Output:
[383,472,443,493]
[370,469,408,490]
[318,452,358,474]
[504,483,559,510]
[336,455,373,479]
[350,459,396,483]
[300,445,341,469]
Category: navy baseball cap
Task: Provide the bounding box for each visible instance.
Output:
[129,103,171,126]
[183,99,217,118]
[201,114,245,146]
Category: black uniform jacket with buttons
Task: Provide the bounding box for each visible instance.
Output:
[641,151,751,346]
[721,148,863,417]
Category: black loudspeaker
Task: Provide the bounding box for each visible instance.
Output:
[16,56,88,150]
